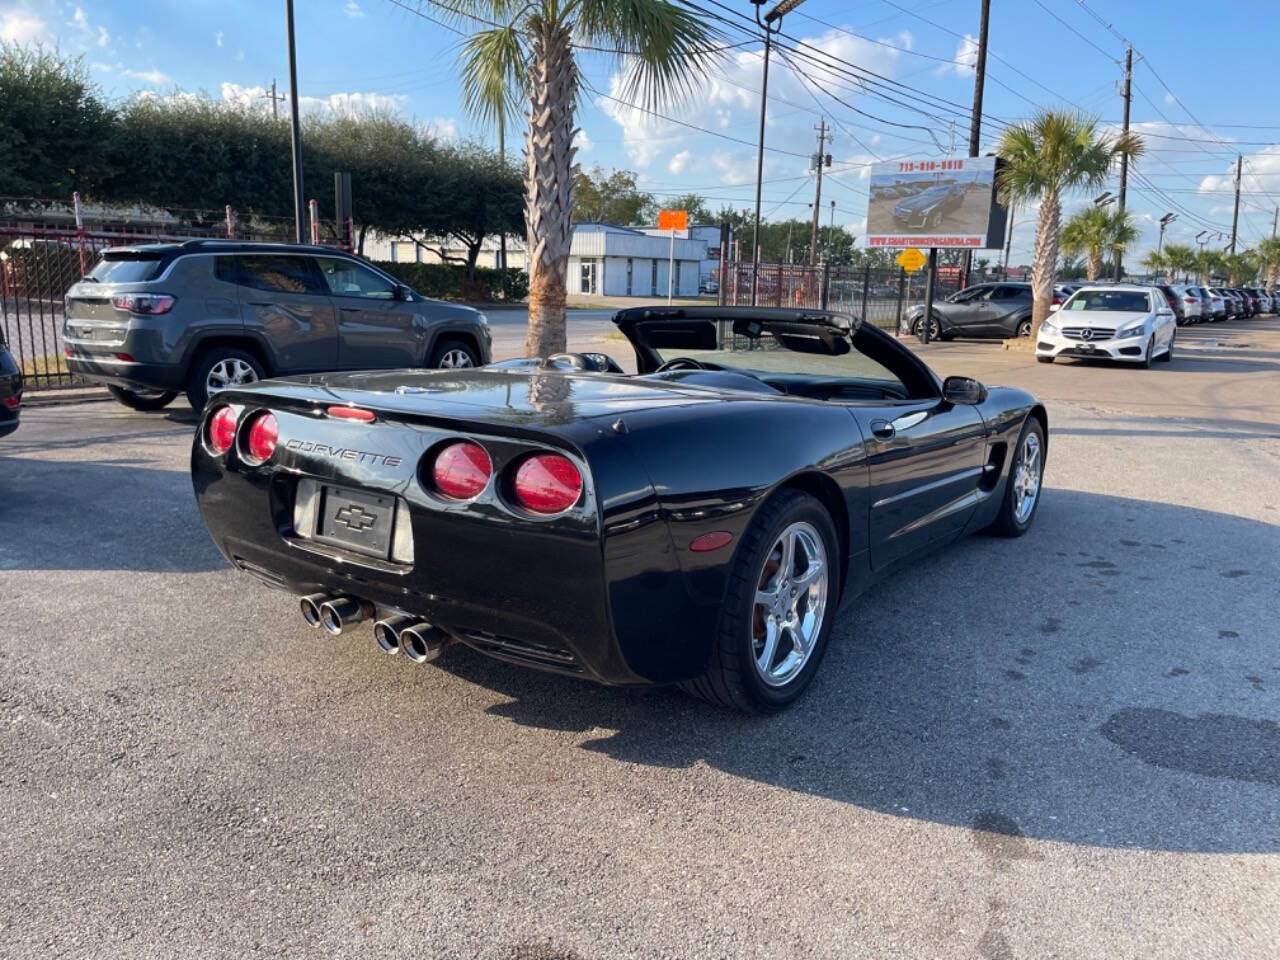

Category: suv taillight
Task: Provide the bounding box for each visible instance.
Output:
[113,293,176,315]
[512,454,582,514]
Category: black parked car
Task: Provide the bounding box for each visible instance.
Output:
[0,329,21,438]
[904,282,1035,340]
[892,183,965,229]
[63,240,493,411]
[192,306,1047,713]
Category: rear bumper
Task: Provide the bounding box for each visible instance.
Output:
[191,425,711,687]
[65,353,187,390]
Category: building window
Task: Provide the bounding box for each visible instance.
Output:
[626,258,633,296]
[580,260,597,295]
[674,260,681,293]
[651,259,658,296]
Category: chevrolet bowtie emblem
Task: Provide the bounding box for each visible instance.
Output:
[334,504,378,531]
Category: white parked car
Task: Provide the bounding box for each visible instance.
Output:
[1036,285,1177,367]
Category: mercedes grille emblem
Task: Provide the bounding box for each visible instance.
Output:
[1080,327,1094,341]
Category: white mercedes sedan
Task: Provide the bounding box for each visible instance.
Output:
[1036,285,1177,367]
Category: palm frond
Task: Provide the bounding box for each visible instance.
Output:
[575,0,727,109]
[457,24,527,130]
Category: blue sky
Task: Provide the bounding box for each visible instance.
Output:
[4,0,1279,263]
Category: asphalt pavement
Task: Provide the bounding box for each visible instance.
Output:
[2,318,1278,958]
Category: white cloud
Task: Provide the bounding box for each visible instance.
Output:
[216,31,224,48]
[1,9,51,43]
[221,81,412,117]
[72,7,88,29]
[668,149,691,175]
[343,1,365,18]
[422,116,457,139]
[90,61,112,73]
[122,68,172,85]
[96,25,109,46]
[573,129,593,153]
[939,33,978,76]
[1164,91,1176,106]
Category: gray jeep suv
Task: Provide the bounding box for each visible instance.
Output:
[63,240,492,411]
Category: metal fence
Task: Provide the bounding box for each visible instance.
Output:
[720,261,963,333]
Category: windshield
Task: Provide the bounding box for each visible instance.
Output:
[1064,290,1151,312]
[648,324,914,398]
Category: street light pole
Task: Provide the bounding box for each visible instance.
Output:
[285,0,305,244]
[1157,213,1175,255]
[750,0,806,306]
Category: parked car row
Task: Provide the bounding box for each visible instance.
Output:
[0,325,21,438]
[1152,283,1274,323]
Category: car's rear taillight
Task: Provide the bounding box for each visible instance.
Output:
[512,453,582,514]
[112,293,176,315]
[1184,297,1196,303]
[243,411,279,464]
[2,394,19,411]
[208,406,237,454]
[431,441,492,500]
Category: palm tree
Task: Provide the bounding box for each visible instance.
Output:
[996,111,1143,339]
[1162,243,1195,283]
[1061,206,1139,281]
[427,1,723,356]
[1193,249,1222,284]
[1221,250,1258,286]
[1257,236,1280,293]
[1140,249,1168,282]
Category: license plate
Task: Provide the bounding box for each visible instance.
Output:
[314,485,395,558]
[1076,343,1095,353]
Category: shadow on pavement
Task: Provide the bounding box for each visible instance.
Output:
[424,489,1280,854]
[0,455,224,572]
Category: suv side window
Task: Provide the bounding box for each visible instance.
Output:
[993,285,1028,300]
[214,256,241,283]
[315,257,397,300]
[238,255,326,295]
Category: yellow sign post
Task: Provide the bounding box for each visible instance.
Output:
[896,247,926,273]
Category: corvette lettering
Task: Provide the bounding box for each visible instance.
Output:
[285,439,402,467]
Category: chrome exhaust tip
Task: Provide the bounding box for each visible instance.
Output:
[372,615,417,655]
[299,593,329,628]
[399,623,449,664]
[318,597,373,636]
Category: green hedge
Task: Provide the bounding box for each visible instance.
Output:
[373,260,528,303]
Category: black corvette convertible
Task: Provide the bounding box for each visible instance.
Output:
[192,307,1047,712]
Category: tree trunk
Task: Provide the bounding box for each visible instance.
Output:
[523,19,578,358]
[357,223,368,257]
[1086,251,1101,282]
[465,238,481,280]
[1029,188,1061,341]
[1268,263,1279,294]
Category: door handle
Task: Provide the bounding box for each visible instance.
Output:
[870,419,895,440]
[891,410,929,431]
[246,300,274,308]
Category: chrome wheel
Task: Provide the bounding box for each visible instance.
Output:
[1013,432,1042,525]
[438,349,474,369]
[752,521,829,688]
[206,357,258,395]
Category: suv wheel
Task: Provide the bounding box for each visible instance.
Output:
[429,339,480,369]
[106,385,178,411]
[187,347,264,410]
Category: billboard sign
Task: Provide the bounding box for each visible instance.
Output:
[866,156,1005,249]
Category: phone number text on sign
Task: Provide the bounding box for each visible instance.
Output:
[896,159,970,173]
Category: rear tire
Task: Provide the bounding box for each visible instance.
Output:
[680,490,839,714]
[106,385,178,410]
[186,347,264,411]
[428,338,480,369]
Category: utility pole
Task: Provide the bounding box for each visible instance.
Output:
[284,0,305,244]
[1113,45,1132,280]
[1272,206,1277,238]
[498,119,507,270]
[808,118,827,265]
[262,79,284,120]
[1229,153,1242,254]
[960,0,990,289]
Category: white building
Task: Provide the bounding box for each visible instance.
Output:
[638,223,729,290]
[365,222,707,298]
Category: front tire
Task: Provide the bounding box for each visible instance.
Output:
[681,490,839,713]
[1016,318,1032,338]
[186,347,264,411]
[1158,331,1174,362]
[1140,335,1155,369]
[429,339,480,369]
[106,385,178,410]
[988,417,1045,538]
[912,316,941,341]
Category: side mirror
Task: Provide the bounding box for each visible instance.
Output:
[393,283,412,301]
[1048,302,1061,313]
[943,375,987,405]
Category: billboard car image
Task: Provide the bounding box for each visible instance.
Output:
[866,156,1001,249]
